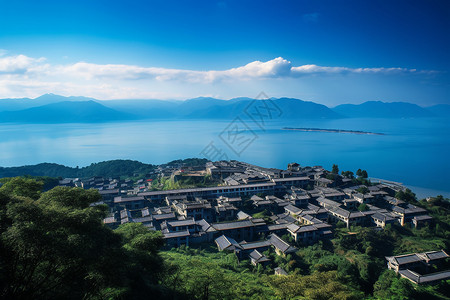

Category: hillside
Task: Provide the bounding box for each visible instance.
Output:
[0,100,138,123]
[0,93,95,112]
[427,104,450,118]
[0,159,156,178]
[0,94,448,122]
[333,101,436,118]
[167,97,341,119]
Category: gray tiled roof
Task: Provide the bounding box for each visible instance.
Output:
[399,269,450,284]
[267,224,289,231]
[284,204,302,214]
[163,230,190,239]
[287,223,300,233]
[249,250,271,263]
[395,254,422,265]
[133,216,153,223]
[237,211,252,220]
[422,250,449,261]
[152,212,176,221]
[372,212,395,222]
[413,215,433,221]
[240,240,271,250]
[212,220,255,231]
[167,219,196,227]
[269,234,297,254]
[215,235,242,251]
[296,225,318,233]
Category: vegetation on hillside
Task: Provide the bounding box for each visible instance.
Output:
[0,160,156,179]
[0,158,208,179]
[151,173,220,190]
[0,177,449,299]
[0,177,167,299]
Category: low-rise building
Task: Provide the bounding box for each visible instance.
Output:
[268,234,297,256]
[173,200,214,222]
[386,250,450,285]
[249,250,271,266]
[287,223,333,244]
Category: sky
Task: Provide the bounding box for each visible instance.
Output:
[0,0,449,106]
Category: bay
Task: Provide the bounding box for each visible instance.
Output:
[0,117,449,198]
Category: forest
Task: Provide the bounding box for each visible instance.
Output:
[0,158,209,179]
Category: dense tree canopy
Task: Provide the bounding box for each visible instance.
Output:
[332,164,339,174]
[0,178,166,299]
[0,160,157,179]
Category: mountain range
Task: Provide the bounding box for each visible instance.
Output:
[0,94,447,123]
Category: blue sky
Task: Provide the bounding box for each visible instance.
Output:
[0,0,448,106]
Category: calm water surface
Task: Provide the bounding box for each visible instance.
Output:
[0,118,449,198]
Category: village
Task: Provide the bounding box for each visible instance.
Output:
[58,160,449,285]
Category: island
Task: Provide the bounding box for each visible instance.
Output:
[282,127,385,135]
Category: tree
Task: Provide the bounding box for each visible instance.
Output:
[356,169,362,177]
[356,186,369,194]
[341,171,354,179]
[358,203,369,211]
[332,164,339,174]
[267,271,363,300]
[114,223,165,298]
[373,270,415,299]
[361,170,368,178]
[395,188,416,203]
[0,180,166,299]
[0,177,44,199]
[0,185,122,299]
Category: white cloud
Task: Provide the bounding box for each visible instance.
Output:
[0,53,434,99]
[0,54,46,74]
[56,56,420,83]
[291,64,412,75]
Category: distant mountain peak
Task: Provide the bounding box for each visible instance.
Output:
[333,101,435,118]
[0,94,447,122]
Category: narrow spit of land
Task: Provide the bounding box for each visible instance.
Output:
[282,127,385,135]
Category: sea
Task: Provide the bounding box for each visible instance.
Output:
[0,117,449,198]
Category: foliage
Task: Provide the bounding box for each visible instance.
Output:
[373,270,415,299]
[252,210,270,219]
[356,186,369,194]
[395,188,417,202]
[341,171,354,179]
[266,271,364,300]
[153,173,220,191]
[161,246,275,299]
[165,158,208,167]
[327,173,339,180]
[0,179,166,299]
[0,159,157,179]
[357,203,369,211]
[356,169,368,178]
[0,177,44,199]
[332,164,339,174]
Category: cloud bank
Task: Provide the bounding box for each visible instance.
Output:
[0,53,435,99]
[57,57,421,83]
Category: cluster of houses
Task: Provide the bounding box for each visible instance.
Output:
[59,160,438,272]
[386,250,450,285]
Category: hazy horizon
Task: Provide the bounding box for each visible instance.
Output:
[2,93,449,108]
[1,1,448,106]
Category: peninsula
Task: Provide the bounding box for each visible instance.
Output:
[282,127,385,135]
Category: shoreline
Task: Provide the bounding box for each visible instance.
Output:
[282,127,385,135]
